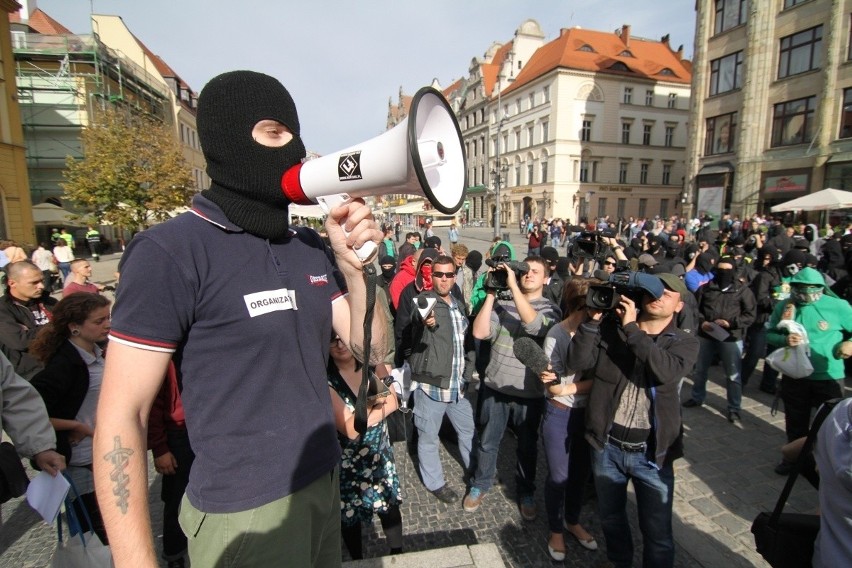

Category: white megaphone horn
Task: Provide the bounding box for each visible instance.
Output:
[282,86,468,262]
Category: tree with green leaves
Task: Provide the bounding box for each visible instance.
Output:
[62,107,195,230]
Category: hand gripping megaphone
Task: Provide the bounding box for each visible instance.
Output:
[282,86,468,262]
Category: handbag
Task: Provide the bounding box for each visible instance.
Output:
[0,441,30,503]
[751,399,839,568]
[765,345,813,379]
[51,474,112,568]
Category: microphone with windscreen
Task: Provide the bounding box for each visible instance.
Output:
[513,337,557,386]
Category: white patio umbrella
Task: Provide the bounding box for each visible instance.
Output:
[770,188,852,212]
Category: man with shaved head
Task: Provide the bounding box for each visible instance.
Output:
[0,261,57,379]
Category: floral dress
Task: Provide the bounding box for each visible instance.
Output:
[328,369,402,526]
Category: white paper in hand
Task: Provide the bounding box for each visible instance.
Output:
[26,470,70,524]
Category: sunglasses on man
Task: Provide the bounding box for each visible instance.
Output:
[432,271,456,279]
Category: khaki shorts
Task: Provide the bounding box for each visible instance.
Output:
[179,468,341,568]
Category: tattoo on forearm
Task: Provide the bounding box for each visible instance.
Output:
[104,436,134,514]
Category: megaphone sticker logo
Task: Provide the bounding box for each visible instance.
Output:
[338,152,363,181]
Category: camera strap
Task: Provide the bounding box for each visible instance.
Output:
[353,264,377,435]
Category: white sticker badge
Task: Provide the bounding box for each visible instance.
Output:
[243,288,298,317]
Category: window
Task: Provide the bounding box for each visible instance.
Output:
[541,159,548,183]
[619,162,628,184]
[592,161,599,182]
[580,160,590,183]
[638,198,648,218]
[840,88,852,138]
[665,125,675,147]
[527,164,534,184]
[622,122,631,144]
[514,130,521,150]
[465,116,470,129]
[778,26,823,79]
[660,199,669,219]
[529,93,535,108]
[503,104,509,117]
[784,0,809,7]
[640,163,649,184]
[579,44,595,53]
[617,198,626,218]
[668,93,677,109]
[515,166,521,186]
[645,90,654,106]
[543,86,550,103]
[541,121,549,143]
[623,87,633,104]
[581,120,592,141]
[528,125,534,147]
[502,134,509,153]
[714,0,747,35]
[772,96,817,147]
[516,99,521,114]
[597,198,608,218]
[643,124,653,145]
[709,51,743,95]
[705,112,737,155]
[662,164,672,185]
[620,50,634,58]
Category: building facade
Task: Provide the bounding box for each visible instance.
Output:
[0,0,35,243]
[686,0,852,223]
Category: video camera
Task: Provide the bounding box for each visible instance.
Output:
[586,270,664,310]
[484,256,530,291]
[568,228,618,262]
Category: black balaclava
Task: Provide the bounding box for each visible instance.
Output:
[465,250,483,274]
[695,252,714,275]
[198,71,306,240]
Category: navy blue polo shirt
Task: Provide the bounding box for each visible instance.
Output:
[110,195,345,513]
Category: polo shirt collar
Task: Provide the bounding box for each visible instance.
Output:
[189,194,299,238]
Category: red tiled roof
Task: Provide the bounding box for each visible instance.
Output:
[443,78,463,100]
[502,26,690,96]
[12,8,72,34]
[389,95,412,122]
[483,40,514,98]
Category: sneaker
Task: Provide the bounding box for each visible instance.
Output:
[775,461,793,476]
[682,399,702,408]
[727,411,741,423]
[430,484,458,504]
[519,494,536,521]
[463,487,485,512]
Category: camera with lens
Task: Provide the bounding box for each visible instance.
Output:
[484,256,530,291]
[568,228,617,261]
[586,270,665,310]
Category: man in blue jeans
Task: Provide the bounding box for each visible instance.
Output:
[403,256,475,503]
[566,273,698,568]
[466,256,560,520]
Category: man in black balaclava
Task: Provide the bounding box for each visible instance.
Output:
[94,70,386,568]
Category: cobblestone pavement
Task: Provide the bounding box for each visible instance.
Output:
[0,240,843,567]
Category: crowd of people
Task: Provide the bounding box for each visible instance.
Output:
[1,68,850,568]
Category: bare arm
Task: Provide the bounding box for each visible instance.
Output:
[472,291,496,339]
[93,342,171,568]
[329,386,399,440]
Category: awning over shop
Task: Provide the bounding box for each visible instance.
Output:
[390,201,428,214]
[31,203,86,227]
[697,162,735,175]
[826,151,852,163]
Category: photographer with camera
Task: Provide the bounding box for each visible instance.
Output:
[464,255,561,520]
[566,272,698,568]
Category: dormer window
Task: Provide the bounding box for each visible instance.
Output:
[619,50,634,57]
[609,62,631,72]
[659,68,675,76]
[578,44,596,53]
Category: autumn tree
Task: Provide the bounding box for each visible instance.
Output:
[62,107,195,230]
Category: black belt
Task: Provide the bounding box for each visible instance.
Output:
[607,435,647,453]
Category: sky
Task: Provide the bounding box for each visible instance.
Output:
[33,0,696,155]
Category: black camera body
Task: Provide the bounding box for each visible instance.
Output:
[484,256,530,291]
[569,228,617,261]
[586,270,665,310]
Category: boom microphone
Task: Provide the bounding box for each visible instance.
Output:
[512,337,551,376]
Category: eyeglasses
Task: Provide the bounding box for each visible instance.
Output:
[603,261,616,266]
[431,271,456,279]
[330,337,344,346]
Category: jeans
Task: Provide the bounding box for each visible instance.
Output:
[413,388,475,491]
[541,403,591,533]
[690,336,743,412]
[470,385,544,496]
[592,442,675,568]
[740,323,765,387]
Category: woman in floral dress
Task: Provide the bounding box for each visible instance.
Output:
[327,335,403,559]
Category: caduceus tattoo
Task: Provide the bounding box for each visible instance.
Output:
[104,436,134,514]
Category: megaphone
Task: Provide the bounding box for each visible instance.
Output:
[282,86,468,261]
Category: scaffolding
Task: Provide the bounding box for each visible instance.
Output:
[13,32,171,205]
